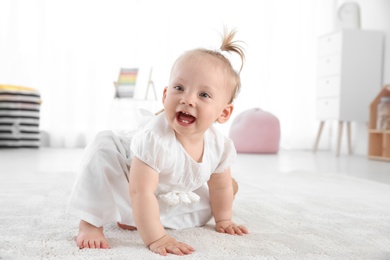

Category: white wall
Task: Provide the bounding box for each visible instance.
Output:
[0,0,388,153]
[0,0,319,148]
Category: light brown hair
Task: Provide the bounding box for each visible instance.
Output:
[171,28,245,104]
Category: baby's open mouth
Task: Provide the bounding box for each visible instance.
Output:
[176,111,196,124]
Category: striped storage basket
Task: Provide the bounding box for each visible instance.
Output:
[0,85,42,148]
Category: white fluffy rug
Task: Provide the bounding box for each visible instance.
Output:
[0,168,389,259]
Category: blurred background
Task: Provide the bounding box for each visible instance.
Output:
[1,0,389,154]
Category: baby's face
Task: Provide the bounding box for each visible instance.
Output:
[162,53,233,141]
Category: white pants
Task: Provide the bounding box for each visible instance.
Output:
[67,131,212,229]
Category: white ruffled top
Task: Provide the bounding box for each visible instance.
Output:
[129,111,236,206]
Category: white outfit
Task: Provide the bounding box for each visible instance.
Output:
[67,112,236,229]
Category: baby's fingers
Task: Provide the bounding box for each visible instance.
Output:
[166,246,184,256]
[231,225,249,235]
[216,226,235,235]
[217,225,249,235]
[216,226,226,233]
[155,247,168,256]
[175,244,194,254]
[154,243,194,256]
[166,244,194,256]
[178,244,195,254]
[238,225,249,234]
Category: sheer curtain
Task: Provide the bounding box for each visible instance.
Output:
[0,0,321,148]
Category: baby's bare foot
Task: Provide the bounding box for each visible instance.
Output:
[77,220,110,249]
[117,222,137,231]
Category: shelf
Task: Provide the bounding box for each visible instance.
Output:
[369,129,390,134]
[368,155,390,162]
[368,85,390,161]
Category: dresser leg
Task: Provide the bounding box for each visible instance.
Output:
[313,121,325,153]
[336,121,343,157]
[346,121,352,154]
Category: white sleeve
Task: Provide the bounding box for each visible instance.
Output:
[130,130,166,173]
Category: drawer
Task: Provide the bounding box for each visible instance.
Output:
[319,32,342,56]
[318,55,341,77]
[316,98,339,119]
[316,76,340,98]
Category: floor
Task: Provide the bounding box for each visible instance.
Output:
[0,148,389,185]
[232,150,390,185]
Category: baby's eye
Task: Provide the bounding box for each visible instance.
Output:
[173,85,184,91]
[199,92,211,98]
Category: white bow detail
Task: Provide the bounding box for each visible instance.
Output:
[159,191,200,206]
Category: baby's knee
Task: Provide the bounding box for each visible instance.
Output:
[95,130,116,143]
[82,130,124,163]
[82,130,128,173]
[93,131,119,152]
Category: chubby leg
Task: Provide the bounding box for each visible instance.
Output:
[68,131,136,248]
[77,220,110,249]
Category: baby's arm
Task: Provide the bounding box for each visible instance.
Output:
[208,168,248,235]
[129,157,194,256]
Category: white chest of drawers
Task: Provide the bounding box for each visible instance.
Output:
[313,29,383,156]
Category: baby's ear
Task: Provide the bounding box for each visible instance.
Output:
[162,87,168,104]
[217,104,234,124]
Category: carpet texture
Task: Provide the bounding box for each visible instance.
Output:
[0,169,389,260]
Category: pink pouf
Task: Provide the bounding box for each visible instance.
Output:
[229,108,280,153]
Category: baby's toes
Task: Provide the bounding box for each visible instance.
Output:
[100,239,110,249]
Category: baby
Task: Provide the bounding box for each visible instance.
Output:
[67,28,248,256]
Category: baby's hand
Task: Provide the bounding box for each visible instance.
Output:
[215,220,249,235]
[148,234,195,256]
